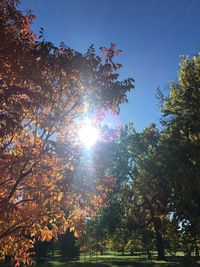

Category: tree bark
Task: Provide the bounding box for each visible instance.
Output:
[194,237,199,257]
[146,246,152,260]
[153,218,165,260]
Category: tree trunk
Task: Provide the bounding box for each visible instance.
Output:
[153,218,165,260]
[142,232,152,260]
[146,247,152,260]
[194,237,199,257]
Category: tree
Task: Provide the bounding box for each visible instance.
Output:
[121,124,169,260]
[90,124,170,259]
[34,239,54,262]
[160,54,200,257]
[59,228,80,260]
[0,1,134,265]
[78,54,200,262]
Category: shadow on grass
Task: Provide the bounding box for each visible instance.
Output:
[2,253,199,267]
[36,258,200,267]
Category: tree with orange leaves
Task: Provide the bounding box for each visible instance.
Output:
[0,0,134,265]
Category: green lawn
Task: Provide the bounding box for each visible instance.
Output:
[34,251,200,267]
[1,251,199,267]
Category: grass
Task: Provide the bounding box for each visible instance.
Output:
[1,250,199,267]
[34,251,200,267]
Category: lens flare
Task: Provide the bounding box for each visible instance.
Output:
[79,119,99,149]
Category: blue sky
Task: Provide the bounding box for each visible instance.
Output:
[21,0,200,131]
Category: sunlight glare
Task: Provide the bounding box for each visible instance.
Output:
[79,120,99,149]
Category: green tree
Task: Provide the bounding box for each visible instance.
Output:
[59,228,80,260]
[92,124,170,260]
[161,54,200,256]
[84,54,200,262]
[127,124,169,260]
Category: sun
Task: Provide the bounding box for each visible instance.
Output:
[79,119,99,149]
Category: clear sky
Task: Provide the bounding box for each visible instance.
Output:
[21,0,200,132]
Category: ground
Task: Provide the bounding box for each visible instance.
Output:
[34,251,200,267]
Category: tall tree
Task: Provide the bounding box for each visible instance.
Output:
[91,124,169,259]
[0,1,134,265]
[83,54,200,261]
[125,124,169,260]
[160,54,200,256]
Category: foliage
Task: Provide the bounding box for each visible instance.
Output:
[88,55,200,260]
[0,1,134,265]
[160,54,200,256]
[1,1,199,264]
